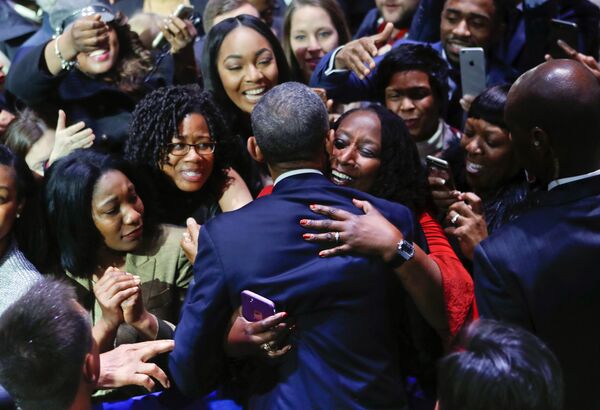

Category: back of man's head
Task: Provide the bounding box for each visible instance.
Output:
[251,82,329,164]
[0,278,92,410]
[437,320,563,410]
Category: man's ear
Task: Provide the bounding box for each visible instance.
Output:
[247,136,265,163]
[531,126,551,151]
[82,352,99,386]
[325,129,335,156]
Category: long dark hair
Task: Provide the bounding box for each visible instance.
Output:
[45,150,157,278]
[332,105,430,212]
[201,14,291,135]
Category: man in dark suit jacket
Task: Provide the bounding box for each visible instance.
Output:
[473,59,600,409]
[169,82,419,409]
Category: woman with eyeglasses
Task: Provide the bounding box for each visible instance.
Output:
[125,84,251,229]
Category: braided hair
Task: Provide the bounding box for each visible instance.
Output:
[125,84,235,198]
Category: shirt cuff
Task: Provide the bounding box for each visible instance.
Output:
[324,46,349,76]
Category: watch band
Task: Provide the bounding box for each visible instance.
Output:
[389,240,415,269]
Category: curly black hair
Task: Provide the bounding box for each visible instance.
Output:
[332,104,430,212]
[125,84,235,199]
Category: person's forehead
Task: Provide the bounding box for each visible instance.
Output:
[443,0,496,18]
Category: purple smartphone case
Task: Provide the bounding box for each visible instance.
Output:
[241,290,276,322]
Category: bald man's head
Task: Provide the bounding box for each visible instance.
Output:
[505,59,600,185]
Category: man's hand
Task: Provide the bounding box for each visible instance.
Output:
[334,23,394,79]
[97,339,175,391]
[301,199,403,262]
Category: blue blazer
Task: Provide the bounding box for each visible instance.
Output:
[474,175,600,410]
[170,172,415,409]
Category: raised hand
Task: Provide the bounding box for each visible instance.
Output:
[546,39,600,83]
[48,110,95,165]
[161,15,197,54]
[64,15,111,56]
[334,23,394,79]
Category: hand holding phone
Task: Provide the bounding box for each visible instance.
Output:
[547,19,578,59]
[241,290,276,322]
[426,155,456,191]
[152,4,195,50]
[459,47,486,98]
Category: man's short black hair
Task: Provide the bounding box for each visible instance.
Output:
[437,320,563,410]
[0,278,92,410]
[251,82,329,164]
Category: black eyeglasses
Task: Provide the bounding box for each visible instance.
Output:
[166,142,217,156]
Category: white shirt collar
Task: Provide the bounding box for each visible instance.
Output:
[547,169,600,191]
[273,169,323,186]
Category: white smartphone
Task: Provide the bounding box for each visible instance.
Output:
[459,47,486,97]
[151,4,195,49]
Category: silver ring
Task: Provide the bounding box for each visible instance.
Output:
[334,232,340,243]
[450,213,460,226]
[261,343,274,353]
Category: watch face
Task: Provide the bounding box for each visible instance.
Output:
[398,240,415,260]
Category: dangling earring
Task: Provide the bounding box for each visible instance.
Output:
[533,140,541,147]
[16,213,20,219]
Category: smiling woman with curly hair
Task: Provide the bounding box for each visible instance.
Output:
[125,84,252,226]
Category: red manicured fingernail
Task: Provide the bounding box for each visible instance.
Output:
[309,204,317,210]
[303,233,312,239]
[300,219,308,225]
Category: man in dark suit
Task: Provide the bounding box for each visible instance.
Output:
[473,59,600,409]
[169,82,419,409]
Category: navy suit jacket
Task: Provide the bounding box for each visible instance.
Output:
[170,173,415,409]
[474,175,600,410]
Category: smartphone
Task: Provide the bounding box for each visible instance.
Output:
[426,155,455,190]
[241,290,276,322]
[459,47,486,97]
[151,4,195,50]
[547,19,578,59]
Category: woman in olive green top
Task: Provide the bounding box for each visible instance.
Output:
[45,150,192,352]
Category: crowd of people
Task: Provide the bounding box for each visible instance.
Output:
[1,0,600,409]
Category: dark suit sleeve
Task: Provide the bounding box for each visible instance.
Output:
[473,243,534,331]
[308,49,381,103]
[169,226,232,397]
